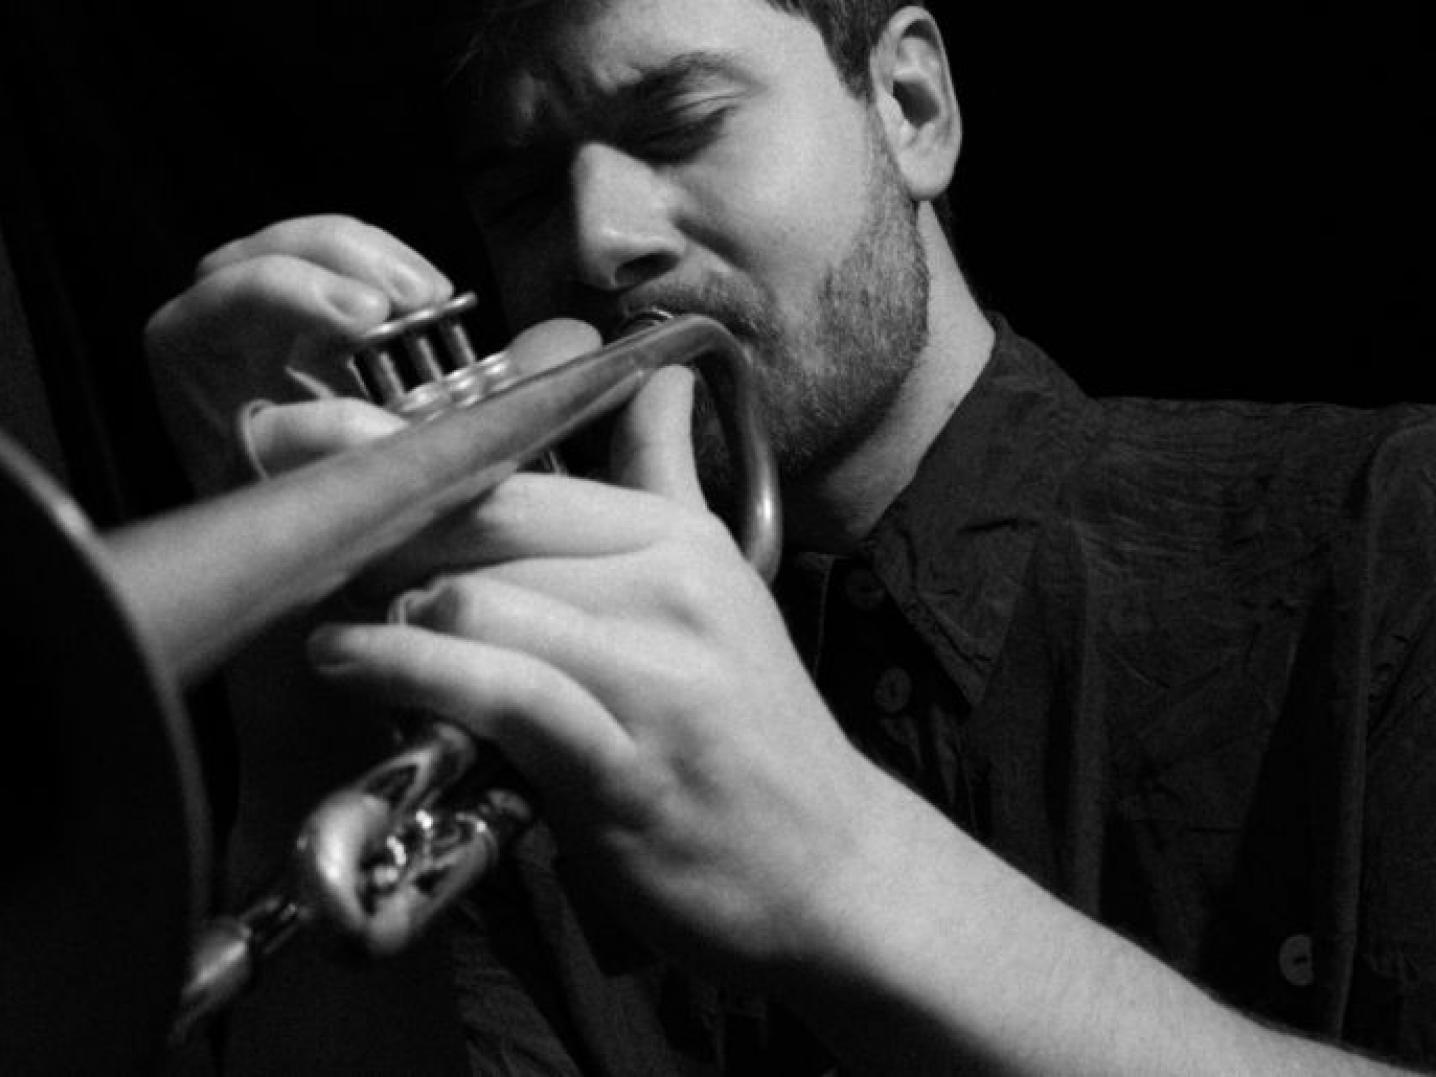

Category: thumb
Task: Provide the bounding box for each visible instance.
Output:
[245,397,405,477]
[502,318,603,380]
[607,365,705,506]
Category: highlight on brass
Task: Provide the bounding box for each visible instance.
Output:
[348,292,505,419]
[0,289,781,1068]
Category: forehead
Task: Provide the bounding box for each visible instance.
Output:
[464,0,832,140]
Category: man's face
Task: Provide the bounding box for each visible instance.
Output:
[456,0,929,489]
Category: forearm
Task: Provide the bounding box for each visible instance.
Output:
[293,437,1425,1074]
[773,773,1415,1077]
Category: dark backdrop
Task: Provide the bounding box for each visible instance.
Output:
[945,3,1435,401]
[0,1,1432,1073]
[3,0,1433,524]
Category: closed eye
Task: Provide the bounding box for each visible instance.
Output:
[626,106,734,163]
[466,104,734,227]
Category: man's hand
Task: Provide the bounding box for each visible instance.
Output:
[145,214,453,492]
[289,370,1421,1076]
[302,364,884,979]
[145,217,1420,1074]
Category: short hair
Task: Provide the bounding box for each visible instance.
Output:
[436,0,921,100]
[763,1,920,98]
[425,0,955,243]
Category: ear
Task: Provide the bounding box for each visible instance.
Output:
[869,7,961,201]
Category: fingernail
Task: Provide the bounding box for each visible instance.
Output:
[388,584,445,626]
[388,592,418,625]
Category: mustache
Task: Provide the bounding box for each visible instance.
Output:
[584,281,783,344]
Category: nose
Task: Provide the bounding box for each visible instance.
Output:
[568,142,683,293]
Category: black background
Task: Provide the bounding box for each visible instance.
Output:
[2,1,1433,525]
[0,3,1431,1072]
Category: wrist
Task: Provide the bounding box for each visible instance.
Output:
[759,765,988,1070]
[764,761,961,993]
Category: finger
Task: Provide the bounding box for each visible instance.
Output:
[501,318,603,380]
[246,397,406,476]
[197,214,451,313]
[147,252,392,383]
[418,551,712,624]
[385,570,729,729]
[404,471,721,569]
[338,317,607,592]
[391,553,654,632]
[307,619,632,792]
[607,366,706,506]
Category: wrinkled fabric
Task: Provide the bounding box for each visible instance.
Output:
[449,317,1436,1072]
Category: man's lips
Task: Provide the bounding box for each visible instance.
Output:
[611,307,680,339]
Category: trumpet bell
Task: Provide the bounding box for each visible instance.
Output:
[0,300,780,1064]
[0,430,211,1075]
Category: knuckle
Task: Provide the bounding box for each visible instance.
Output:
[648,511,764,630]
[667,508,736,570]
[651,556,734,631]
[242,252,306,298]
[593,755,676,829]
[684,507,735,551]
[314,216,387,263]
[402,575,491,637]
[320,397,400,447]
[655,553,720,612]
[487,473,544,526]
[264,212,366,249]
[194,215,373,277]
[186,253,303,317]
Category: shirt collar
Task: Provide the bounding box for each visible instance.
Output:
[855,315,1101,705]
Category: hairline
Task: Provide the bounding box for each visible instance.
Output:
[438,0,921,101]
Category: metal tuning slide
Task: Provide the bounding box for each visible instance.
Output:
[345,291,564,472]
[166,292,780,1036]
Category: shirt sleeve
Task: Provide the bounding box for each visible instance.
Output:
[1345,420,1436,1064]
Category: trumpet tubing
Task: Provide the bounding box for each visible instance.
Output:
[112,298,782,1035]
[108,306,778,687]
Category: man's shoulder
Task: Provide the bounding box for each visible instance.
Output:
[1083,395,1436,505]
[1021,394,1436,595]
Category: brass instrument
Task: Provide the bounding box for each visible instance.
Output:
[0,298,779,1071]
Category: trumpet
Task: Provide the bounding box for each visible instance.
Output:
[0,297,779,1070]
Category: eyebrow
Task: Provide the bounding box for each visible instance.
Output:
[620,49,753,111]
[466,49,754,170]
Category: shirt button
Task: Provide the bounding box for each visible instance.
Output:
[843,567,885,610]
[874,667,912,713]
[1278,934,1314,987]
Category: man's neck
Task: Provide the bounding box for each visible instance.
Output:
[784,212,994,554]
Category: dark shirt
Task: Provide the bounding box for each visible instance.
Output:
[449,317,1436,1073]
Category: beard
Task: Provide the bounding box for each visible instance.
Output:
[644,128,931,515]
[555,121,931,521]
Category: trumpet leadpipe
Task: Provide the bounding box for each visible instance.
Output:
[106,310,780,689]
[161,303,780,1032]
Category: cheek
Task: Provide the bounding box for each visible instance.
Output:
[689,114,871,300]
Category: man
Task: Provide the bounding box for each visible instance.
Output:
[146,0,1436,1073]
